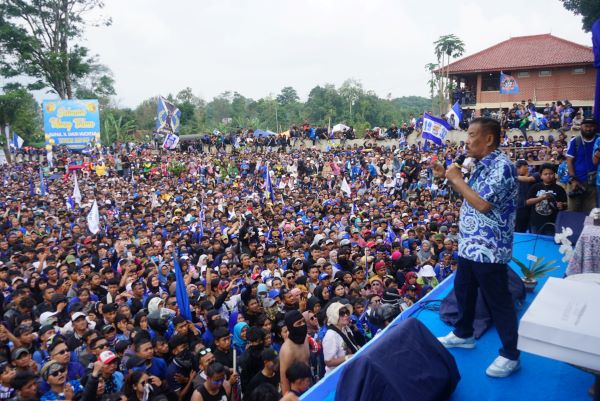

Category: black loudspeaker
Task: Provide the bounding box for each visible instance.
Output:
[555,211,587,244]
[335,318,460,401]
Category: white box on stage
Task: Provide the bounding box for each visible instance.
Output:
[518,277,600,371]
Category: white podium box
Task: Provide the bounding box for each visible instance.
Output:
[518,277,600,371]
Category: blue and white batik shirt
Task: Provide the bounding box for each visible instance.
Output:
[458,149,517,264]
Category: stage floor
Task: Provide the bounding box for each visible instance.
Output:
[302,233,595,401]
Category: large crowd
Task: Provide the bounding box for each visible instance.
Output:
[0,110,598,401]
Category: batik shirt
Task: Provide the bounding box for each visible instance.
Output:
[459,149,517,264]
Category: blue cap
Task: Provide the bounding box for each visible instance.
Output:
[318,273,331,281]
[267,289,280,299]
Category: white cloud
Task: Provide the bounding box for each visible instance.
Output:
[80,0,591,108]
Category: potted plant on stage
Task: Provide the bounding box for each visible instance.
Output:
[512,256,559,293]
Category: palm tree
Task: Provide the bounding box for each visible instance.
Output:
[424,62,439,114]
[434,34,465,113]
[103,113,137,144]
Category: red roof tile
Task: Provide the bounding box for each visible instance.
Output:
[443,34,593,74]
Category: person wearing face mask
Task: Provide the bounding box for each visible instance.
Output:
[278,310,309,396]
[322,302,360,375]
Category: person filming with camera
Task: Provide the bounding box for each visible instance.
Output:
[567,118,599,213]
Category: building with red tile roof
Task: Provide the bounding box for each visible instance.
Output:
[442,34,595,114]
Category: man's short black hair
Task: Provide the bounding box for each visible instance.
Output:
[540,163,556,174]
[470,117,501,147]
[285,361,312,383]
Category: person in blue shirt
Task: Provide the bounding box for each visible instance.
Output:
[434,117,520,378]
[134,336,167,380]
[567,118,599,213]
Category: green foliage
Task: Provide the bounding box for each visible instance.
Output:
[511,256,559,281]
[560,0,600,32]
[0,89,42,145]
[126,83,430,137]
[102,110,136,144]
[0,0,111,99]
[433,34,465,113]
[168,161,187,176]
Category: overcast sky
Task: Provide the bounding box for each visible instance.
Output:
[82,0,591,108]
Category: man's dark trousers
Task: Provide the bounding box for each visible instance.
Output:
[453,256,520,360]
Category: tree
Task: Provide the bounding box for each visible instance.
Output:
[276,86,299,105]
[338,79,364,123]
[424,62,439,114]
[434,34,465,113]
[102,110,136,144]
[560,0,600,32]
[0,0,111,99]
[0,89,41,161]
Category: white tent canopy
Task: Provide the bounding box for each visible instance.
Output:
[331,123,350,133]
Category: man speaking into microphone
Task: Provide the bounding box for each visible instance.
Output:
[433,117,520,378]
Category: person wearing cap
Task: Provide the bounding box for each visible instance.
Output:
[11,348,37,375]
[248,347,279,390]
[567,117,599,213]
[96,350,124,395]
[40,360,84,401]
[434,117,521,378]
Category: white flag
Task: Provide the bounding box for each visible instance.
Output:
[87,200,100,234]
[72,173,82,206]
[341,178,351,197]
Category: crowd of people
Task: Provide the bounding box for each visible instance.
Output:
[0,112,597,401]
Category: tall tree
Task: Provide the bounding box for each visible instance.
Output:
[276,86,299,105]
[0,0,111,99]
[560,0,600,32]
[424,62,439,114]
[434,34,465,113]
[0,89,41,161]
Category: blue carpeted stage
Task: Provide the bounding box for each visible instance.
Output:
[302,233,595,401]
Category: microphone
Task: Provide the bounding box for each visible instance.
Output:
[453,154,466,168]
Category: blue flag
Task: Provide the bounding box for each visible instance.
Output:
[12,132,24,149]
[39,167,47,196]
[156,97,181,134]
[198,200,205,243]
[422,113,452,146]
[447,101,463,129]
[386,224,397,244]
[173,254,192,320]
[500,72,520,94]
[264,164,275,202]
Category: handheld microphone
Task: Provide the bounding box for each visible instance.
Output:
[453,154,466,168]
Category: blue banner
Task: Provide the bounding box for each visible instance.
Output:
[422,113,452,145]
[156,97,181,134]
[43,100,100,149]
[499,72,520,94]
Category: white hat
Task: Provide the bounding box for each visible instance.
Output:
[418,264,436,278]
[71,311,87,322]
[40,311,58,326]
